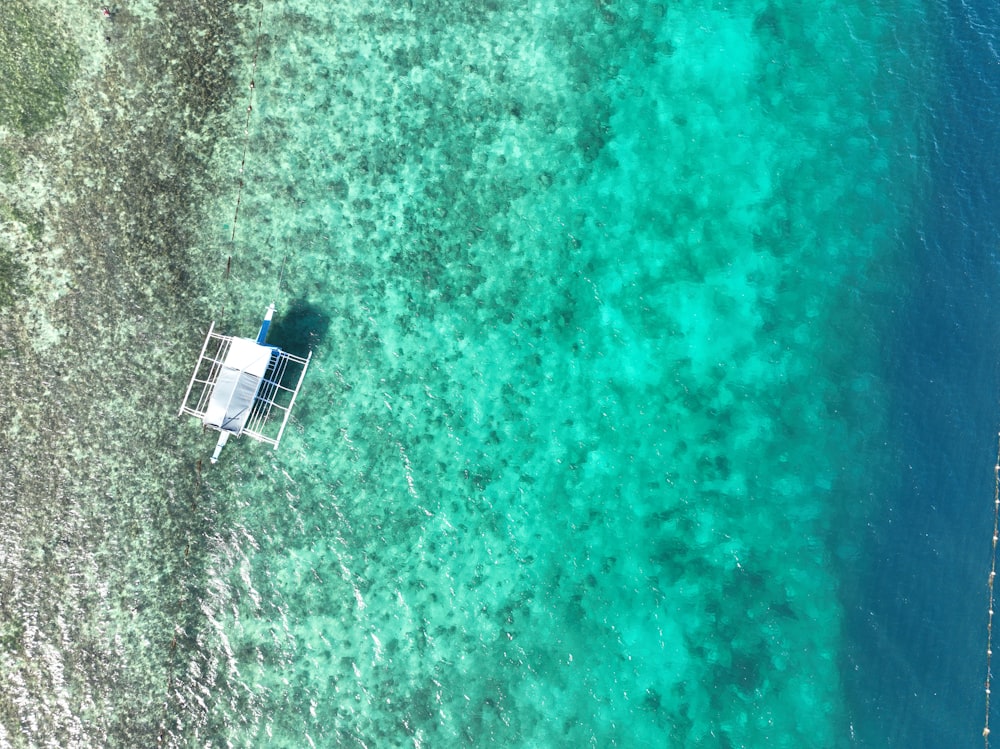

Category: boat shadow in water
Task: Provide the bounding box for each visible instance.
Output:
[267,297,330,357]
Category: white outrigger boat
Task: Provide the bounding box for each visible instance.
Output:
[178,303,311,463]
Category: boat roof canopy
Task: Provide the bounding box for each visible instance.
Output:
[202,338,275,435]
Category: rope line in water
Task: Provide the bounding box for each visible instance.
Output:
[230,0,268,247]
[159,3,269,744]
[984,432,1000,747]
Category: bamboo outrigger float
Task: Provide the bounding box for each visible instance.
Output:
[179,303,311,463]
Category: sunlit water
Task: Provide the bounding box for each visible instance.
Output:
[6,0,999,747]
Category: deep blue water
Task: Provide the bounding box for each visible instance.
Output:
[847,0,1000,744]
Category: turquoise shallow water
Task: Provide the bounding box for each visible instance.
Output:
[0,0,956,746]
[174,0,929,746]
